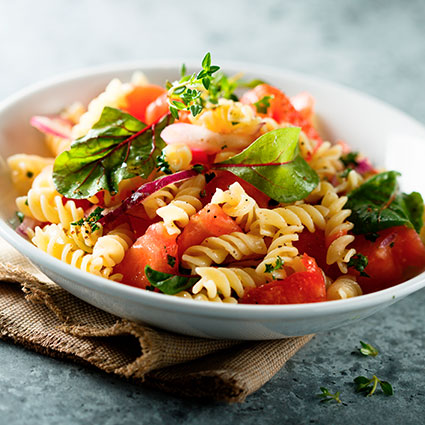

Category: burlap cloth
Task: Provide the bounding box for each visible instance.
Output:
[0,237,312,403]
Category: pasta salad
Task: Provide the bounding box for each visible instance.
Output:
[8,53,425,304]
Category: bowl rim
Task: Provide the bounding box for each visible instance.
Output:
[1,59,425,320]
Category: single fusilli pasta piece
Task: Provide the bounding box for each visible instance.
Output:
[252,203,328,236]
[335,169,365,194]
[326,275,363,300]
[190,98,262,137]
[308,181,356,273]
[182,232,267,271]
[156,174,206,234]
[92,224,135,269]
[68,222,103,253]
[256,227,301,278]
[7,154,54,195]
[32,224,112,278]
[16,166,85,228]
[308,141,343,179]
[162,144,192,172]
[211,182,258,231]
[191,267,266,301]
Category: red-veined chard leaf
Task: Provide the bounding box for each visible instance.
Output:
[346,171,424,234]
[53,107,170,199]
[214,127,319,203]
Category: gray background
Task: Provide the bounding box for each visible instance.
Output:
[1,0,424,424]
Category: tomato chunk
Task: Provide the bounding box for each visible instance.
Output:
[177,204,241,257]
[351,226,425,293]
[240,255,326,304]
[125,85,167,123]
[240,84,322,142]
[114,222,179,289]
[203,170,270,208]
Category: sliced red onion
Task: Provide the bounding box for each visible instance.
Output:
[99,169,199,226]
[30,115,72,139]
[355,158,373,174]
[161,123,259,154]
[16,217,44,239]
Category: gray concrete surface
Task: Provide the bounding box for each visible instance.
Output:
[1,1,424,423]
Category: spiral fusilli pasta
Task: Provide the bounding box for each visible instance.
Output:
[7,154,54,195]
[182,231,267,270]
[32,224,113,278]
[326,275,362,300]
[156,174,206,234]
[191,266,266,301]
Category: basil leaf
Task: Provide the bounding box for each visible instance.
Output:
[144,266,199,295]
[216,128,319,203]
[53,107,169,199]
[346,171,424,234]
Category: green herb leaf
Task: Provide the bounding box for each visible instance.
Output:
[264,256,284,273]
[167,255,176,268]
[347,254,369,277]
[379,381,394,396]
[16,211,24,223]
[144,266,199,295]
[346,171,424,235]
[214,128,319,203]
[341,152,359,167]
[354,375,393,397]
[317,387,342,404]
[53,107,169,199]
[156,151,172,175]
[71,206,104,232]
[253,95,273,114]
[359,341,379,357]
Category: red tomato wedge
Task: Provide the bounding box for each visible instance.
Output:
[240,254,326,304]
[177,204,241,258]
[203,170,270,208]
[351,226,425,294]
[124,85,167,123]
[114,222,179,289]
[240,84,322,142]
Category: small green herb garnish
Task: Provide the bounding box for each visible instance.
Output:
[253,95,273,114]
[347,253,369,277]
[354,375,393,396]
[71,207,104,232]
[341,152,359,167]
[340,168,353,178]
[264,256,284,274]
[167,255,176,268]
[167,52,220,118]
[192,164,206,174]
[358,341,379,357]
[16,211,24,223]
[317,387,342,404]
[26,171,34,178]
[156,152,172,175]
[145,266,200,295]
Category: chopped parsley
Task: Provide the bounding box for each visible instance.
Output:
[347,253,369,277]
[71,207,104,232]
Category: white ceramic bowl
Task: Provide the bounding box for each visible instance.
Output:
[1,61,425,340]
